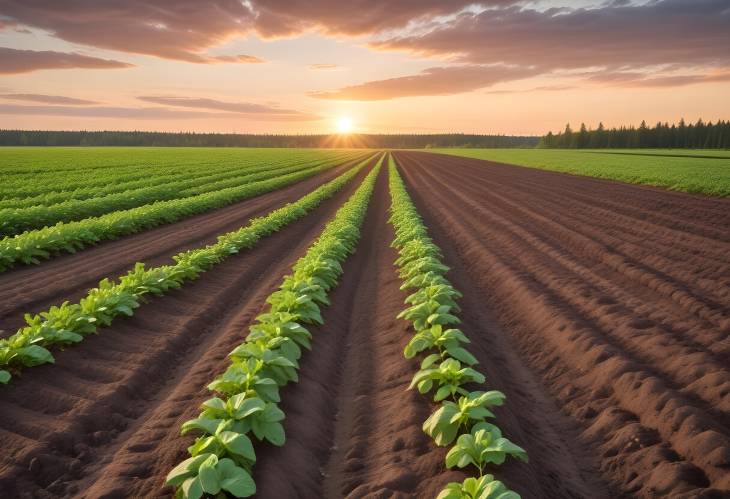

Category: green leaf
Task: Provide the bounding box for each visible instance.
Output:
[166,454,211,487]
[446,346,478,366]
[217,458,256,497]
[263,422,285,446]
[0,370,10,384]
[230,396,265,419]
[181,417,221,436]
[16,344,54,366]
[198,455,221,494]
[218,431,256,462]
[181,476,204,499]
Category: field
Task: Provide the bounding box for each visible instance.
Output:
[430,148,730,197]
[0,147,729,499]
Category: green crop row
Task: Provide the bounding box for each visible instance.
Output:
[0,155,376,385]
[388,155,527,499]
[0,153,367,272]
[0,149,353,202]
[0,153,355,236]
[0,151,356,210]
[165,156,383,498]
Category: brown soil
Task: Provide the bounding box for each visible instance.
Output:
[394,151,730,498]
[1,150,728,499]
[0,156,364,334]
[0,160,373,498]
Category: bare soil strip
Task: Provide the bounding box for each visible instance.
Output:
[394,151,730,497]
[0,157,363,333]
[0,162,373,498]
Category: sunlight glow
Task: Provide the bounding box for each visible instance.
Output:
[337,116,353,134]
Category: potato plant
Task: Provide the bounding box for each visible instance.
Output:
[388,155,526,498]
[437,475,520,499]
[0,151,369,272]
[0,155,347,236]
[0,157,374,384]
[166,156,384,498]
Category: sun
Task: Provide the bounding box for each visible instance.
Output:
[336,116,353,134]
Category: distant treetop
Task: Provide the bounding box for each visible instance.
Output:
[539,119,730,149]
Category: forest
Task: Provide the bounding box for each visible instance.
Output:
[539,119,730,149]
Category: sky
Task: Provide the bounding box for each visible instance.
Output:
[0,0,728,135]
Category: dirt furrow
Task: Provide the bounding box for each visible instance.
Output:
[0,156,366,333]
[249,165,448,498]
[254,166,609,499]
[395,150,730,497]
[0,163,373,498]
[407,153,730,307]
[408,155,730,356]
[407,159,730,413]
[418,153,730,240]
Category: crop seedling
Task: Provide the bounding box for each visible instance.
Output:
[0,157,375,384]
[445,422,528,474]
[437,475,520,499]
[167,156,384,497]
[409,358,486,402]
[388,155,525,498]
[423,390,506,446]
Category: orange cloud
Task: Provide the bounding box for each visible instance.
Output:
[0,47,132,74]
[0,93,99,105]
[309,65,539,100]
[137,96,317,120]
[309,64,341,71]
[0,103,318,121]
[0,1,487,63]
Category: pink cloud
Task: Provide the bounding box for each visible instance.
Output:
[0,47,133,74]
[309,65,539,100]
[137,96,317,119]
[0,93,99,105]
[371,1,730,72]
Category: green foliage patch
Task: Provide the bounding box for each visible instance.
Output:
[388,154,526,498]
[428,148,730,197]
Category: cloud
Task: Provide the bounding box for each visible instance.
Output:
[0,93,99,105]
[0,1,490,63]
[207,54,265,64]
[309,64,342,71]
[0,104,225,119]
[583,69,730,88]
[250,1,493,37]
[0,47,133,74]
[0,1,259,63]
[0,100,319,122]
[371,1,730,72]
[309,65,538,100]
[484,84,577,94]
[137,96,317,119]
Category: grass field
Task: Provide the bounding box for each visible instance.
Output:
[428,148,730,196]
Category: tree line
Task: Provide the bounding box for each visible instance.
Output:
[0,130,539,148]
[539,119,730,149]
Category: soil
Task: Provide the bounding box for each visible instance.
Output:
[394,151,730,498]
[1,151,728,498]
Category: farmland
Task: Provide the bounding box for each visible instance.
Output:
[431,148,730,197]
[0,147,729,499]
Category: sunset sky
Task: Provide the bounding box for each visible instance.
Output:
[1,0,729,135]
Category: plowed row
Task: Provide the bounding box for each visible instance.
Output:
[0,151,728,498]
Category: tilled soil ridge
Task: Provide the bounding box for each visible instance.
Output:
[395,150,730,497]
